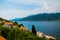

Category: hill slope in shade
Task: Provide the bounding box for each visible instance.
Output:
[11,13,60,21]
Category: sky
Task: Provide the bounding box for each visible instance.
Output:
[0,0,60,19]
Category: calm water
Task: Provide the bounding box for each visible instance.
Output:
[17,21,60,38]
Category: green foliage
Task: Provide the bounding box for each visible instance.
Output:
[0,18,3,21]
[0,17,10,22]
[32,25,37,34]
[0,26,56,40]
[13,22,18,26]
[18,24,24,28]
[15,22,18,24]
[7,28,45,40]
[0,24,10,39]
[49,38,55,40]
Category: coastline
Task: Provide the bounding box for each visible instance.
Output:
[37,32,56,39]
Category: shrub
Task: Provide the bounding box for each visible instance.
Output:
[0,24,10,39]
[49,38,55,40]
[7,28,45,40]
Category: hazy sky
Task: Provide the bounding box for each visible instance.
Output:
[0,0,60,19]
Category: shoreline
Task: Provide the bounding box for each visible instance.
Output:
[37,32,56,39]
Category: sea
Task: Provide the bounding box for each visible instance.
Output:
[17,21,60,38]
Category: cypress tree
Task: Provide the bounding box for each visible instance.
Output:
[32,25,36,34]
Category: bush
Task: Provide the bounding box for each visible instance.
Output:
[7,28,46,40]
[49,38,55,40]
[0,24,10,39]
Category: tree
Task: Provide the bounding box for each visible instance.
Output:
[18,24,24,28]
[13,21,18,25]
[0,25,10,39]
[49,38,54,40]
[15,21,18,24]
[32,25,37,34]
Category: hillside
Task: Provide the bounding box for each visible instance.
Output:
[0,17,49,40]
[11,13,60,21]
[0,26,46,40]
[0,17,10,22]
[0,17,58,40]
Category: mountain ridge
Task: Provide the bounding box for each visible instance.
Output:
[11,13,60,21]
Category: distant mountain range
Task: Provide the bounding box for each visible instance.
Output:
[11,13,60,21]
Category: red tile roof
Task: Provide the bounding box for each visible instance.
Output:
[4,22,13,25]
[0,36,6,40]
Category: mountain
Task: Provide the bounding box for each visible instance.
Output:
[11,13,60,21]
[11,18,22,22]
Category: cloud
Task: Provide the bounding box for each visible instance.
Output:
[7,0,60,12]
[0,9,33,19]
[8,0,45,6]
[0,0,60,19]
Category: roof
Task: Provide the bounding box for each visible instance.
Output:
[0,36,6,40]
[0,21,3,23]
[4,22,13,25]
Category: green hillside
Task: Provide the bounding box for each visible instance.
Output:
[11,13,60,21]
[0,17,58,40]
[0,17,10,22]
[0,24,46,40]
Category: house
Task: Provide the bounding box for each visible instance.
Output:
[4,22,13,25]
[3,22,14,29]
[18,24,25,30]
[0,36,6,40]
[18,24,26,30]
[0,21,3,24]
[18,24,29,30]
[37,32,45,37]
[0,21,2,23]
